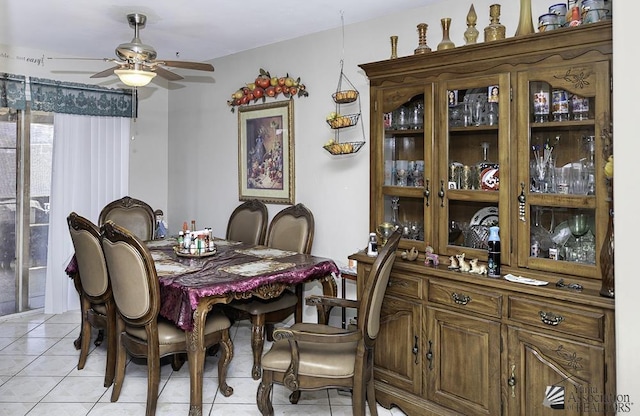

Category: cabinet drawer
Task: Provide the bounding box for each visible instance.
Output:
[386,272,422,300]
[508,296,605,341]
[428,280,502,318]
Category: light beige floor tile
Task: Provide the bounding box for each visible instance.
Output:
[87,401,147,415]
[0,336,59,355]
[0,375,63,402]
[27,402,94,416]
[26,322,79,338]
[0,402,35,416]
[16,354,77,376]
[157,374,218,404]
[41,375,109,402]
[0,355,38,376]
[0,323,33,338]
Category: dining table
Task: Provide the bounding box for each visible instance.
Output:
[143,236,339,416]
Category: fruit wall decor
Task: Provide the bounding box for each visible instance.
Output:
[227,68,309,112]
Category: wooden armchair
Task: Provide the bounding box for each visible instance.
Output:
[257,230,402,416]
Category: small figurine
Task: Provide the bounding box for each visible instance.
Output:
[448,255,459,269]
[402,247,419,261]
[456,253,471,272]
[424,245,440,266]
[469,258,488,275]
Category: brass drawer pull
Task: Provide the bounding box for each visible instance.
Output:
[539,310,564,326]
[452,292,471,305]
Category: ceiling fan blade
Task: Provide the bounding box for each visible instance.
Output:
[90,66,120,78]
[153,66,184,81]
[157,60,214,72]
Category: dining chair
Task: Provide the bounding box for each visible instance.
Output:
[257,229,401,416]
[98,195,155,241]
[228,203,314,380]
[226,199,268,245]
[100,220,233,416]
[67,212,117,388]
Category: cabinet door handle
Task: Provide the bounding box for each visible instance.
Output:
[438,180,445,207]
[508,364,516,397]
[452,292,471,305]
[518,182,526,222]
[412,335,419,364]
[426,340,433,370]
[539,310,564,326]
[424,179,430,206]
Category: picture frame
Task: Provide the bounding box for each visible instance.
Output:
[238,100,295,204]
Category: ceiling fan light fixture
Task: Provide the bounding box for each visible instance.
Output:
[114,68,157,87]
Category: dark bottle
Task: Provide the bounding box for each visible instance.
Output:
[487,226,501,278]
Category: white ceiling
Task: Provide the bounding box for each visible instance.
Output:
[1,0,435,63]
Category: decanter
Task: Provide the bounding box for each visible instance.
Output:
[484,4,506,42]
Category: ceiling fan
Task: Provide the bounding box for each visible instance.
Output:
[86,13,214,87]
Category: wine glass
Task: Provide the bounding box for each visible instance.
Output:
[569,214,588,239]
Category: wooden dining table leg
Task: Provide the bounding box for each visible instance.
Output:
[187,301,209,416]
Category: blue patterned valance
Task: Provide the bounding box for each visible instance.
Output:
[29,77,136,118]
[0,73,27,110]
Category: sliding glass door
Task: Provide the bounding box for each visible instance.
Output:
[0,106,53,316]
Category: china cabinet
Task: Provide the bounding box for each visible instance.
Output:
[352,21,615,416]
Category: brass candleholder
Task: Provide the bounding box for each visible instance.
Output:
[390,35,398,59]
[414,23,432,54]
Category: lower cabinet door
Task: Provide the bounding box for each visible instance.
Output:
[507,326,608,416]
[374,295,422,395]
[426,306,501,416]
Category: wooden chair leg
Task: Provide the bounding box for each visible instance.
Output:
[257,370,274,416]
[78,300,91,370]
[110,328,126,402]
[250,314,266,380]
[145,354,160,416]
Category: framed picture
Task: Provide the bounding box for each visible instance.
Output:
[238,100,295,204]
[448,89,458,106]
[488,85,499,102]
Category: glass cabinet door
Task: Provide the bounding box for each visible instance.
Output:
[374,85,433,251]
[437,74,511,264]
[516,61,610,279]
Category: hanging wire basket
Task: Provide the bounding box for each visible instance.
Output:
[326,113,360,129]
[323,141,365,155]
[332,90,359,104]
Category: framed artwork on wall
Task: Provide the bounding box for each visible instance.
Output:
[238,100,294,204]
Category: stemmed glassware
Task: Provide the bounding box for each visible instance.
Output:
[569,213,588,239]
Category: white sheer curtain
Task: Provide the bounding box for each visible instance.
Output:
[44,113,130,314]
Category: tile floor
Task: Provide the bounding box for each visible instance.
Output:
[0,310,408,416]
